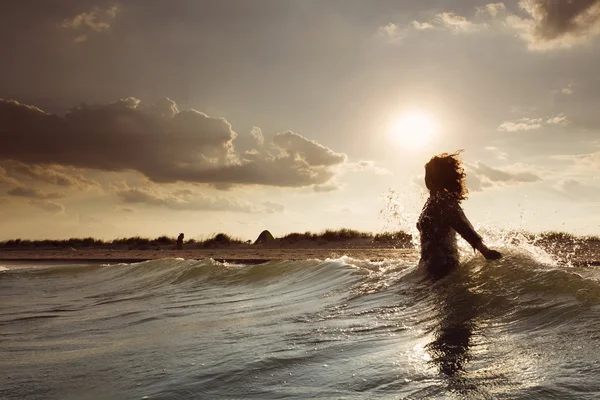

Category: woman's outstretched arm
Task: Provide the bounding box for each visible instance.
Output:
[450,203,502,260]
[474,242,502,260]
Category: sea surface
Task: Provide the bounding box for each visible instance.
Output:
[2,245,600,399]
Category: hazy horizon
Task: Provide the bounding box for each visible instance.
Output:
[2,0,600,240]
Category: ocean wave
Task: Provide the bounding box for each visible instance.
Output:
[3,246,600,399]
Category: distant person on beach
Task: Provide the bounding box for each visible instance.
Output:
[177,233,184,250]
[417,151,501,277]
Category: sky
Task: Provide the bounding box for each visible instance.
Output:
[1,0,600,241]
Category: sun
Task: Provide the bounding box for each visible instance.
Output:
[388,110,437,149]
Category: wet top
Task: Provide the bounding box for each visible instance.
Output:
[417,191,482,273]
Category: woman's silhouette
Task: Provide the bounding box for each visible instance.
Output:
[417,151,501,278]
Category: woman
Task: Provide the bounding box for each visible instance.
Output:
[417,151,501,277]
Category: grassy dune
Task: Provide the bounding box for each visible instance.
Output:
[0,229,598,250]
[0,229,413,250]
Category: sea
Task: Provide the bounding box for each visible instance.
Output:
[2,242,600,399]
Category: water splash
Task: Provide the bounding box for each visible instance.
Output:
[379,187,567,267]
[379,188,425,249]
[465,227,558,267]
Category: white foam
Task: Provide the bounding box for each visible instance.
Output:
[0,266,9,272]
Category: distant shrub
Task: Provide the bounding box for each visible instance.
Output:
[152,235,174,246]
[280,231,318,243]
[373,231,413,244]
[280,229,374,243]
[320,228,372,241]
[200,233,243,248]
[66,237,105,247]
[111,236,151,247]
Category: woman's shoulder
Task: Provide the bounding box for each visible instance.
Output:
[430,191,458,203]
[428,191,461,212]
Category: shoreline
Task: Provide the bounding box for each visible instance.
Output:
[0,248,418,264]
[1,247,598,266]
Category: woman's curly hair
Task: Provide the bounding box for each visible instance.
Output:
[424,150,468,201]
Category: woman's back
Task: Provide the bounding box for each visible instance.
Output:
[417,191,482,275]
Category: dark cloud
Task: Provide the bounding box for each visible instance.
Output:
[113,183,284,214]
[29,199,65,213]
[2,161,99,189]
[0,167,18,185]
[7,186,64,199]
[508,0,600,50]
[0,97,346,188]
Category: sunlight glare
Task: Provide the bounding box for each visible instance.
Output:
[388,110,437,150]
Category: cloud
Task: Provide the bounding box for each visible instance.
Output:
[467,162,542,189]
[378,23,403,40]
[562,84,574,95]
[313,182,343,192]
[555,178,600,201]
[437,12,481,32]
[409,1,600,50]
[485,146,509,160]
[381,9,485,41]
[271,131,346,167]
[412,21,435,30]
[351,160,391,175]
[477,2,507,17]
[7,186,64,199]
[250,126,264,146]
[0,97,347,189]
[60,5,118,41]
[498,117,543,131]
[506,0,600,50]
[546,115,570,126]
[407,11,485,36]
[29,200,65,214]
[553,151,600,169]
[113,183,284,213]
[498,114,569,131]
